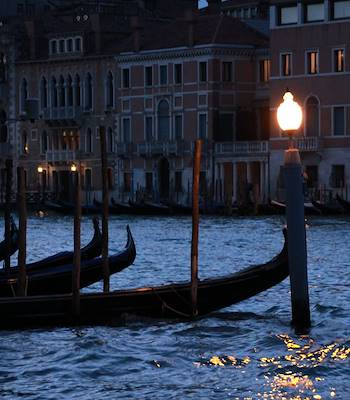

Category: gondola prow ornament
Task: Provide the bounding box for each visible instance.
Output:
[277,89,311,333]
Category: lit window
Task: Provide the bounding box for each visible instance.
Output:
[307,51,319,74]
[281,53,292,76]
[279,5,298,25]
[334,49,345,72]
[259,59,270,82]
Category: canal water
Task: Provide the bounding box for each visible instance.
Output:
[0,214,349,399]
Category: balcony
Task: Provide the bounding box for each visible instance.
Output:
[0,142,12,157]
[46,150,75,162]
[215,141,269,156]
[137,141,178,157]
[41,107,83,123]
[295,136,321,152]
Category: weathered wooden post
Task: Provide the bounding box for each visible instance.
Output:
[99,125,110,293]
[72,163,81,317]
[4,159,12,272]
[277,90,311,333]
[17,166,27,296]
[191,139,202,316]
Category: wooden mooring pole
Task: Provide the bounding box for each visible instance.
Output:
[17,166,27,296]
[99,126,110,293]
[72,166,82,317]
[4,159,12,272]
[191,139,202,317]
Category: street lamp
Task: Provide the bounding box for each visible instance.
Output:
[37,165,43,174]
[70,163,77,173]
[277,89,310,333]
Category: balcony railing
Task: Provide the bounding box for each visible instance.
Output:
[137,141,178,157]
[46,150,75,162]
[215,141,269,155]
[295,136,321,152]
[0,142,12,156]
[41,106,83,121]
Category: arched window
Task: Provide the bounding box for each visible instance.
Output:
[0,52,7,83]
[84,73,93,110]
[106,71,114,109]
[0,109,7,143]
[20,78,28,113]
[40,77,48,109]
[305,96,319,137]
[107,127,114,153]
[51,77,57,108]
[41,130,48,153]
[86,128,93,153]
[67,75,73,107]
[157,99,170,141]
[58,75,65,107]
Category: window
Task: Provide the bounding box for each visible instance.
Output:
[307,51,319,74]
[305,165,318,188]
[67,39,73,52]
[145,66,153,86]
[75,37,81,52]
[74,74,81,107]
[174,115,183,139]
[40,77,48,109]
[145,116,153,141]
[334,49,345,72]
[330,165,345,187]
[158,100,170,140]
[160,65,168,85]
[51,77,57,108]
[199,62,207,82]
[86,128,93,152]
[279,5,298,25]
[59,39,65,53]
[85,169,92,190]
[175,171,182,192]
[84,73,93,110]
[67,75,73,107]
[305,3,324,22]
[40,131,48,153]
[198,113,207,139]
[21,131,28,155]
[333,1,350,19]
[214,113,234,141]
[174,63,182,84]
[306,97,320,136]
[50,40,57,54]
[107,127,114,153]
[333,106,345,135]
[20,78,28,113]
[281,53,292,76]
[122,118,131,143]
[259,59,270,82]
[122,68,130,88]
[222,61,233,82]
[106,71,114,108]
[58,75,65,107]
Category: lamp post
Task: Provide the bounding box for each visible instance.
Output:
[277,89,311,333]
[37,165,43,203]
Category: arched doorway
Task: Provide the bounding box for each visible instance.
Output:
[158,157,170,201]
[305,96,320,137]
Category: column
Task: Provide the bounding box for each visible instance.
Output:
[247,161,252,184]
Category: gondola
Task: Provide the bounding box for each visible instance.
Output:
[129,200,171,215]
[335,194,350,213]
[311,199,344,215]
[0,229,287,329]
[0,225,136,297]
[59,200,100,215]
[0,217,102,276]
[0,217,19,261]
[271,199,321,216]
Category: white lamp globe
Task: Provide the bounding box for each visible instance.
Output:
[277,91,303,131]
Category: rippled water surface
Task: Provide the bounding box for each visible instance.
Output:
[0,214,349,399]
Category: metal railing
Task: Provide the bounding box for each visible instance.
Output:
[295,136,321,152]
[214,141,269,155]
[46,150,75,162]
[137,141,178,156]
[42,106,83,120]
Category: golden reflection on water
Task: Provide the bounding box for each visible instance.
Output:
[199,334,348,399]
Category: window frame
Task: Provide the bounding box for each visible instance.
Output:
[122,117,131,143]
[259,59,270,82]
[174,63,183,85]
[280,52,292,76]
[332,0,350,20]
[122,68,130,89]
[199,61,208,83]
[278,4,298,25]
[198,112,208,139]
[304,2,325,23]
[174,114,183,140]
[306,50,319,74]
[222,61,233,82]
[159,65,168,86]
[333,47,345,72]
[145,65,153,87]
[145,115,153,141]
[332,105,346,136]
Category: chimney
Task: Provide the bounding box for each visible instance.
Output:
[185,10,197,48]
[90,14,102,54]
[130,16,143,53]
[24,20,37,59]
[207,0,221,15]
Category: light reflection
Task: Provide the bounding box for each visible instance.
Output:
[198,334,348,399]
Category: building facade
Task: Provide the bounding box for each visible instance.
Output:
[269,0,350,201]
